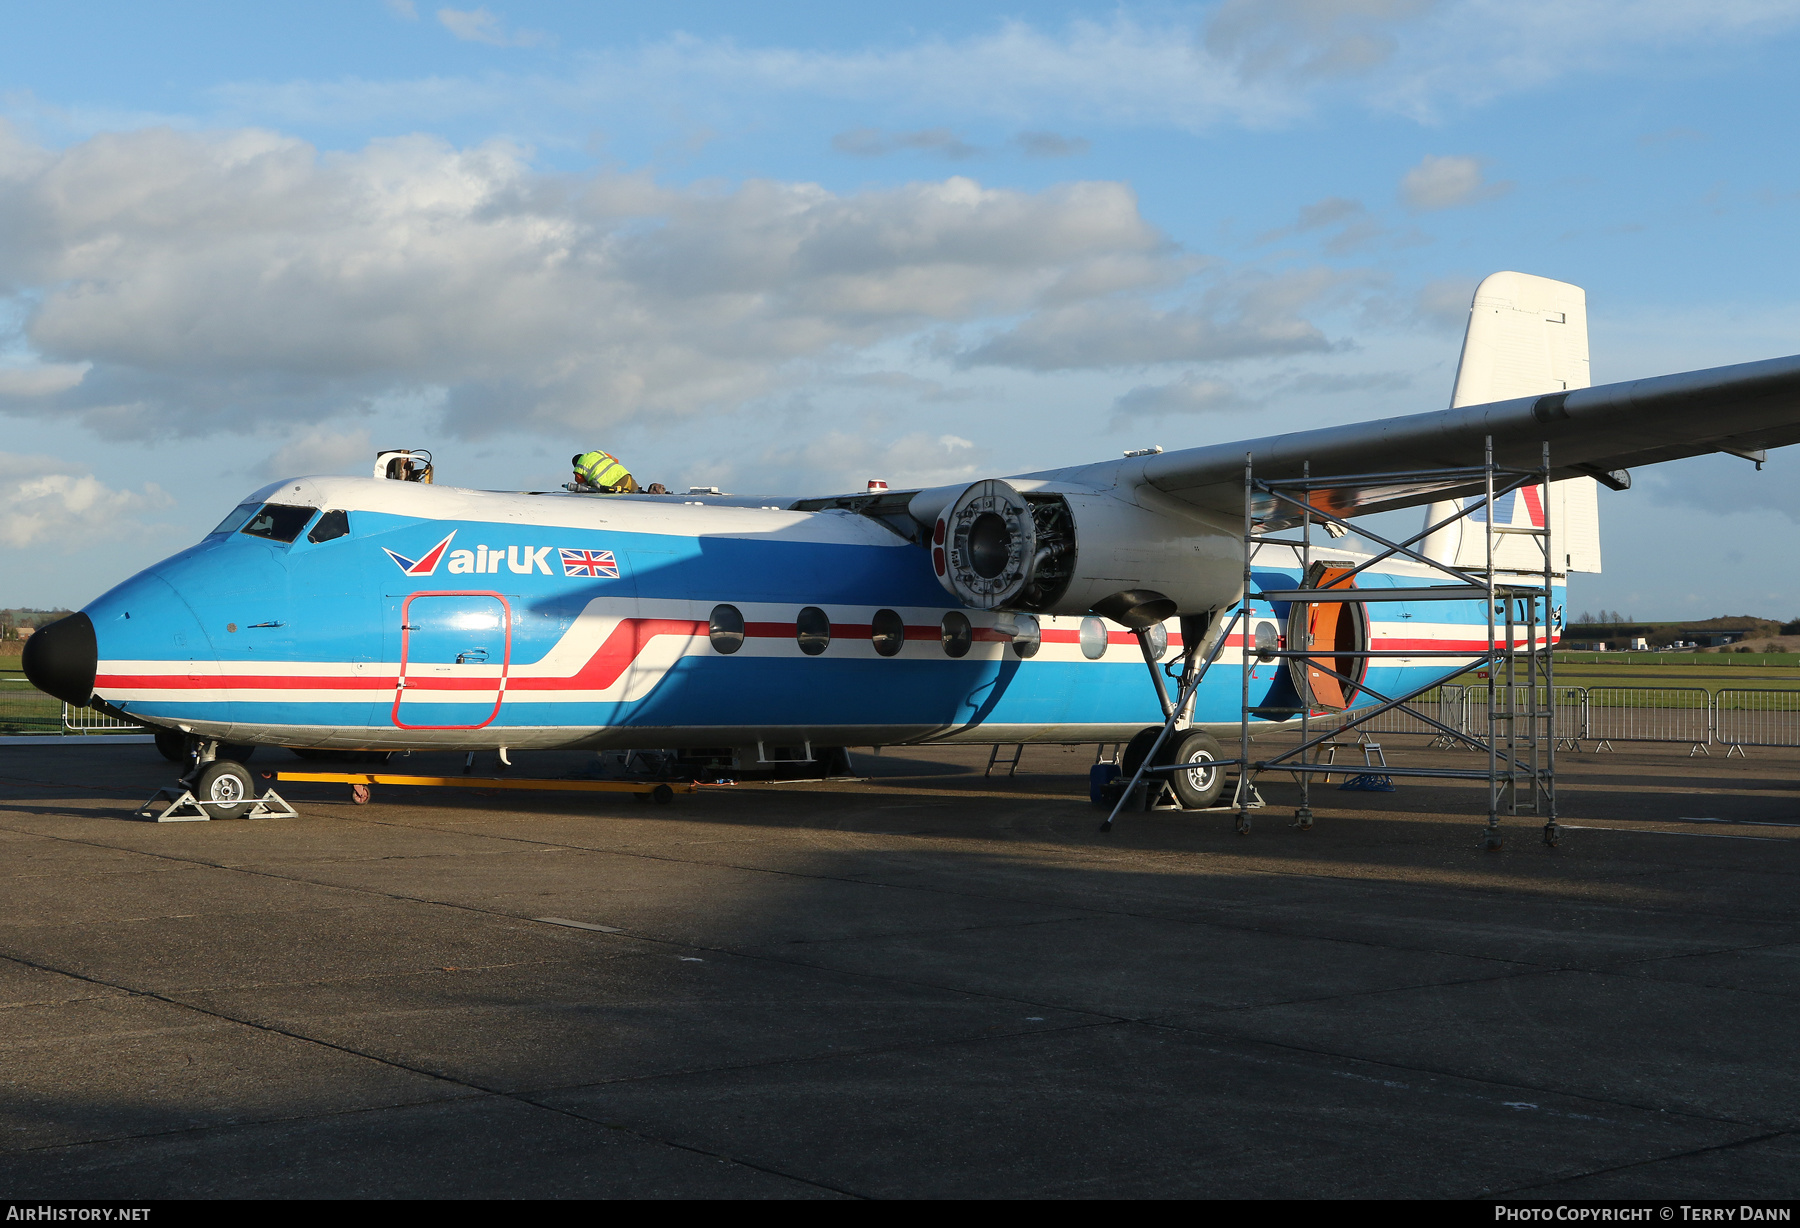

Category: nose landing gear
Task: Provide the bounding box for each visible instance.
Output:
[135,736,296,822]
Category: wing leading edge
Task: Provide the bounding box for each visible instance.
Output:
[1025,350,1800,521]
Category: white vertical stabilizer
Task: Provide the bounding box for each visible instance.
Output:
[1420,271,1603,574]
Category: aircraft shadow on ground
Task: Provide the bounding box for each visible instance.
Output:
[1,740,1798,1197]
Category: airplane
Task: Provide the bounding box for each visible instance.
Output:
[21,272,1800,818]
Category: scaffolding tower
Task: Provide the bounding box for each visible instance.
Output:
[1103,437,1560,851]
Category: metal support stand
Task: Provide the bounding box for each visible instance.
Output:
[135,786,297,822]
[985,745,1025,777]
[1235,437,1558,848]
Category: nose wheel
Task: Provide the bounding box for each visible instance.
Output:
[193,760,256,819]
[135,739,296,822]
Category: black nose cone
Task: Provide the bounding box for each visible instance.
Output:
[23,613,96,706]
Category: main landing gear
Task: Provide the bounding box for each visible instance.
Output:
[1097,605,1253,832]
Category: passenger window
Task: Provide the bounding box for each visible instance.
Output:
[709,604,745,655]
[1011,614,1041,659]
[871,609,905,658]
[211,503,259,535]
[307,509,351,544]
[941,611,972,659]
[796,607,831,656]
[1079,616,1109,660]
[240,504,317,544]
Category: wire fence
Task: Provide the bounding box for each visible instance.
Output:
[0,683,63,734]
[0,680,147,737]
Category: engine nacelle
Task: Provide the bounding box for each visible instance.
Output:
[927,480,1243,616]
[930,479,1037,610]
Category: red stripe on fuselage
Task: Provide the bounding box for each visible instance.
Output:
[506,619,706,692]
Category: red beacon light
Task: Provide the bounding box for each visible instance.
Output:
[867,479,888,493]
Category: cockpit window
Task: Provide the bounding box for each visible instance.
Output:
[306,509,350,544]
[240,503,317,543]
[211,503,259,535]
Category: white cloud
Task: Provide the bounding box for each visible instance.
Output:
[1400,154,1510,210]
[0,123,1250,440]
[1013,131,1090,158]
[1365,0,1800,119]
[384,0,418,20]
[1205,0,1437,81]
[680,429,990,497]
[0,452,172,547]
[436,7,550,48]
[1254,196,1391,254]
[201,5,1800,140]
[1112,374,1250,419]
[958,268,1350,371]
[831,127,982,160]
[1414,275,1479,328]
[0,363,89,398]
[259,427,375,479]
[212,16,1301,135]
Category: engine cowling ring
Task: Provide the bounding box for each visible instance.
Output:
[932,479,1037,610]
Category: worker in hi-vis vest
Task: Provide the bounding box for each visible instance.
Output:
[572,450,637,493]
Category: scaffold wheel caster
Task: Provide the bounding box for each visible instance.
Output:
[1235,814,1252,836]
[1292,807,1313,830]
[350,783,371,805]
[1542,823,1560,848]
[1483,830,1504,852]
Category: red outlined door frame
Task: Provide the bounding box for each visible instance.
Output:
[392,590,513,730]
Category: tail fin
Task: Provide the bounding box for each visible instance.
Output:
[1420,271,1603,574]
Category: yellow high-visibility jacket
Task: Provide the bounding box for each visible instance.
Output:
[573,450,635,492]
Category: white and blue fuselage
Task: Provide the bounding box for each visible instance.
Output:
[70,475,1552,755]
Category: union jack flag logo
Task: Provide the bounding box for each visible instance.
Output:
[560,548,619,578]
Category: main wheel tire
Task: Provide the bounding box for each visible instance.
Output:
[154,728,188,764]
[195,760,256,819]
[1167,730,1226,810]
[1120,726,1164,779]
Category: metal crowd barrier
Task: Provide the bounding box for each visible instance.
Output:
[60,703,146,735]
[1713,690,1800,754]
[1333,686,1466,739]
[1461,685,1587,744]
[1318,684,1727,753]
[1583,687,1712,752]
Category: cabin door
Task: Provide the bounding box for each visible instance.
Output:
[391,592,512,730]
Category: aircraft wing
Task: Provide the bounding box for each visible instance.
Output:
[1026,352,1800,521]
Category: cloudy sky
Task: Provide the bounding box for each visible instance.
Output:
[5,0,1800,618]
